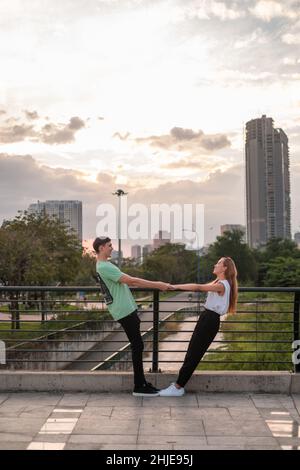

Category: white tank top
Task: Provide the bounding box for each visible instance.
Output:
[204,279,231,316]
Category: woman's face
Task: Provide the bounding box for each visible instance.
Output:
[213,258,227,276]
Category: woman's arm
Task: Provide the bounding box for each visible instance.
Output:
[172,281,225,295]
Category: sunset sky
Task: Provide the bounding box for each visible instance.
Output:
[1,0,300,253]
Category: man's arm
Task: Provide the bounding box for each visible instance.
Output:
[119,274,172,291]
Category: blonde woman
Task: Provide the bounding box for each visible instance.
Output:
[160,257,238,397]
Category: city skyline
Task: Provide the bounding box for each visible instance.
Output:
[0,0,300,247]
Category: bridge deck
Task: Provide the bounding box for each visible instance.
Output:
[0,391,299,450]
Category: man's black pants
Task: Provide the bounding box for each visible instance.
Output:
[118,310,146,387]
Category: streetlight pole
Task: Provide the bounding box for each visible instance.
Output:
[183,228,201,306]
[112,189,128,268]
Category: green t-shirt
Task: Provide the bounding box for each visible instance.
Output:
[96,261,138,320]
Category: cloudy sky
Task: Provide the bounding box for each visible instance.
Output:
[1,0,300,253]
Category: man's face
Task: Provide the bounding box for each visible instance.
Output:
[101,241,113,257]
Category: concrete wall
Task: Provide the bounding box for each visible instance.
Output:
[3,319,121,371]
[0,371,299,393]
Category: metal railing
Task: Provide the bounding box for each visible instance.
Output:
[0,286,299,373]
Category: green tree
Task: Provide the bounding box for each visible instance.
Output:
[263,257,300,287]
[121,257,146,279]
[253,237,300,264]
[0,211,82,286]
[141,243,198,284]
[253,238,300,285]
[0,212,83,330]
[204,230,258,284]
[73,250,97,286]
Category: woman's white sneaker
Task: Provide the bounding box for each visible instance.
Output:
[159,383,185,397]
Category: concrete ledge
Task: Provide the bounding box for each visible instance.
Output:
[291,373,300,393]
[0,370,295,393]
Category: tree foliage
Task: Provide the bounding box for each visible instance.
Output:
[124,243,198,284]
[202,230,258,284]
[0,212,82,285]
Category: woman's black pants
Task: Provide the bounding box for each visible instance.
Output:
[177,308,220,388]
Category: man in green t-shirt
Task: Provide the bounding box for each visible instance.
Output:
[93,236,172,396]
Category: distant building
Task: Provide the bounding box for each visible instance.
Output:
[28,200,82,242]
[111,250,123,260]
[294,232,300,247]
[153,230,171,250]
[245,115,291,248]
[221,224,246,239]
[131,245,142,264]
[142,244,153,259]
[131,245,141,259]
[110,250,123,264]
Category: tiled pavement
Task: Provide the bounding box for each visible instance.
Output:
[0,392,299,450]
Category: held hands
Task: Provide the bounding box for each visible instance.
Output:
[155,282,196,292]
[156,282,176,291]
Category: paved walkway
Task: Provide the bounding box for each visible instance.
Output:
[0,392,299,450]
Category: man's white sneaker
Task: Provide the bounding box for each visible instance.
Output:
[159,383,185,397]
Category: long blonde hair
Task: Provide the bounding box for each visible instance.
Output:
[223,257,238,314]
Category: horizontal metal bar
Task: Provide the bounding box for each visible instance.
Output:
[0,310,105,314]
[0,313,294,318]
[0,320,113,323]
[0,319,294,325]
[218,330,294,334]
[2,359,292,364]
[160,320,293,324]
[237,300,293,304]
[0,329,295,333]
[1,286,300,292]
[0,300,105,304]
[0,310,293,325]
[3,308,294,314]
[1,339,293,344]
[6,349,292,354]
[0,298,294,303]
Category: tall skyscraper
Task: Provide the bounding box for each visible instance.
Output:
[131,244,141,261]
[245,115,291,248]
[153,230,171,250]
[28,200,82,242]
[142,244,153,259]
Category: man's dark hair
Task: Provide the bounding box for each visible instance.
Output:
[93,237,111,253]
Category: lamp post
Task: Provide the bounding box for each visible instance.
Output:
[183,228,201,306]
[112,189,128,268]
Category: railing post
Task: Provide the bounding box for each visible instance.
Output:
[151,289,160,373]
[293,292,300,373]
[40,291,46,324]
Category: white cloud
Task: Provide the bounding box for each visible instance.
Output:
[249,0,298,22]
[177,0,245,22]
[282,33,300,44]
[209,1,245,20]
[233,28,268,49]
[282,57,299,65]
